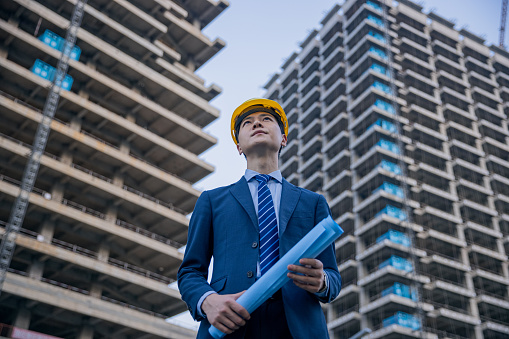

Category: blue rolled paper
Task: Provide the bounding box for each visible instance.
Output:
[209,215,343,338]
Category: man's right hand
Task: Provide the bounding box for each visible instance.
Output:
[202,291,250,334]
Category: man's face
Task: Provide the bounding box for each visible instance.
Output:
[236,112,287,156]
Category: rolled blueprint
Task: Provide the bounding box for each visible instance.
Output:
[209,215,344,338]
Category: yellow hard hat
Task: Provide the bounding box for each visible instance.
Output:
[230,98,288,145]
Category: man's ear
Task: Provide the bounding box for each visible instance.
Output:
[237,144,243,156]
[281,134,288,147]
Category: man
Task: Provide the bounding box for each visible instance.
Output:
[177,98,341,338]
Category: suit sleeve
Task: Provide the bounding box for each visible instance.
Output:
[314,194,342,303]
[177,191,215,321]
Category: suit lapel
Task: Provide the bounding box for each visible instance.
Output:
[279,178,301,236]
[230,177,259,232]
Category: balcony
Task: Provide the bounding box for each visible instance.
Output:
[486,154,509,178]
[323,113,348,139]
[329,190,354,220]
[465,56,494,78]
[0,54,217,159]
[300,170,323,193]
[435,54,465,79]
[396,36,432,64]
[0,175,185,260]
[398,52,435,78]
[9,2,221,124]
[1,271,194,337]
[324,147,350,174]
[432,39,461,62]
[324,170,352,197]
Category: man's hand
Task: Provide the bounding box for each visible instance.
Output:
[202,291,250,334]
[287,258,326,293]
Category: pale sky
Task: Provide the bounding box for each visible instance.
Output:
[171,0,502,327]
[194,0,501,192]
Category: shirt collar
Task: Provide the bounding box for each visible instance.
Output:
[245,169,282,184]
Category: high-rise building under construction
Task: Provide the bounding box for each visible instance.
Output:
[0,0,226,338]
[264,0,509,338]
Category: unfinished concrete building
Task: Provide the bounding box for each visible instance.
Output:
[0,0,227,338]
[264,0,509,338]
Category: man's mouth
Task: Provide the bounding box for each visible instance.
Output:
[252,130,266,136]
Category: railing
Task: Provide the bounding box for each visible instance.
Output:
[0,174,184,249]
[424,248,464,264]
[0,131,188,215]
[71,162,112,183]
[423,298,471,316]
[114,219,183,248]
[122,184,186,214]
[479,316,509,326]
[423,327,470,339]
[338,253,356,263]
[334,304,359,318]
[0,89,41,112]
[425,273,467,289]
[7,268,169,319]
[0,90,195,195]
[342,278,358,289]
[475,288,509,301]
[470,263,504,276]
[17,227,175,284]
[61,198,106,219]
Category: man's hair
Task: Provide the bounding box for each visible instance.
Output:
[233,106,285,143]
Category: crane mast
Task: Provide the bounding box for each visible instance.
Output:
[501,0,508,48]
[0,0,87,295]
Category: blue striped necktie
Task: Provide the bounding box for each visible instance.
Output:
[255,174,280,276]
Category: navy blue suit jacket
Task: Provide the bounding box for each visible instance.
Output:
[177,177,341,338]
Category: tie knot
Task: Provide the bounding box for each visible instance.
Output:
[255,174,271,184]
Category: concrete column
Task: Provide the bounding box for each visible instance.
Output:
[50,183,65,203]
[113,173,124,187]
[97,243,110,263]
[90,283,102,298]
[126,113,136,123]
[28,260,44,280]
[325,304,335,339]
[78,324,94,339]
[487,197,497,213]
[120,141,130,155]
[186,59,196,72]
[78,90,89,100]
[60,150,73,166]
[38,221,55,244]
[0,46,8,58]
[473,325,485,339]
[13,301,31,329]
[70,118,82,131]
[105,206,118,223]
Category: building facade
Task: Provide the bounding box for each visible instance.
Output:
[0,0,226,338]
[264,0,509,338]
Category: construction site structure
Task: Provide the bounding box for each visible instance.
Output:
[0,0,227,338]
[264,0,509,338]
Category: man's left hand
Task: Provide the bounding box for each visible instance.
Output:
[287,258,325,293]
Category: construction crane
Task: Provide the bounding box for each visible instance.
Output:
[0,0,87,295]
[500,0,508,48]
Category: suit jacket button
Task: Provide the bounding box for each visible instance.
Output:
[252,242,258,248]
[247,271,254,278]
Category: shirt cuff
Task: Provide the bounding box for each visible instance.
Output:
[315,271,329,297]
[197,291,217,318]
